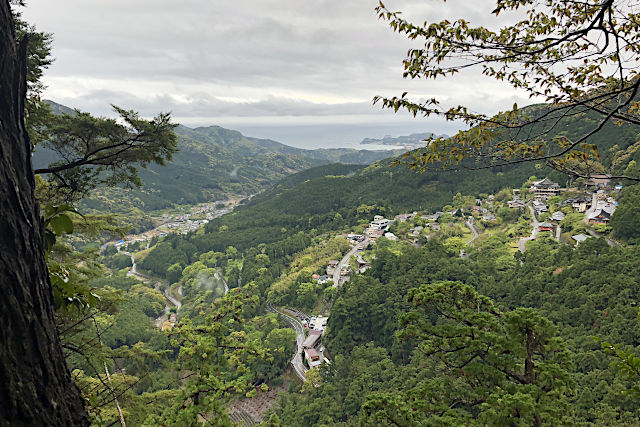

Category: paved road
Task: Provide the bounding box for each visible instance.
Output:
[164,286,182,309]
[333,237,369,287]
[123,250,182,327]
[465,217,479,245]
[583,192,598,224]
[266,302,306,381]
[518,205,539,253]
[586,229,621,247]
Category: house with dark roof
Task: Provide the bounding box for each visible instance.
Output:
[530,178,560,200]
[533,200,548,214]
[508,198,526,209]
[587,208,612,224]
[585,173,612,189]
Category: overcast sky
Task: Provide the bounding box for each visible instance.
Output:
[21,0,532,148]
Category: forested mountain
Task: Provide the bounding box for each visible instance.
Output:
[33,101,403,212]
[139,154,539,277]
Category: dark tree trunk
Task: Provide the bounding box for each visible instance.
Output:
[0,2,88,425]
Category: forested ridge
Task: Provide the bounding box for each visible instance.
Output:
[34,101,404,212]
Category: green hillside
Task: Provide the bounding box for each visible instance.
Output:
[34,101,402,213]
[140,101,640,275]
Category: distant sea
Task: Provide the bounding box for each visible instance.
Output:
[225,122,449,151]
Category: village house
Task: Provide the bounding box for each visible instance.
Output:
[421,212,442,221]
[538,221,554,232]
[530,178,561,200]
[303,330,322,349]
[482,213,496,221]
[550,211,566,222]
[384,232,398,241]
[533,199,548,214]
[358,263,371,274]
[567,195,591,213]
[316,275,331,285]
[587,207,613,224]
[394,212,416,222]
[347,234,364,244]
[427,222,441,231]
[409,226,423,237]
[304,348,322,368]
[508,198,526,209]
[366,229,384,241]
[585,173,612,189]
[369,216,392,231]
[572,233,591,245]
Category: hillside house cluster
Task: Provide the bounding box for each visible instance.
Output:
[365,215,393,242]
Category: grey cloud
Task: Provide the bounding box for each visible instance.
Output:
[23,0,536,144]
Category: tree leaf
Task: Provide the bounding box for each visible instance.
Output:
[50,214,74,235]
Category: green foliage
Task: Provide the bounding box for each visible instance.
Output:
[166,263,183,284]
[35,106,178,203]
[374,1,640,181]
[611,184,640,242]
[389,282,574,425]
[104,253,133,270]
[90,273,140,291]
[157,290,270,424]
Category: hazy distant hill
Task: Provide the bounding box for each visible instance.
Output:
[360,132,448,148]
[35,101,403,211]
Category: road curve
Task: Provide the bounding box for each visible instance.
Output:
[164,286,182,309]
[518,205,539,253]
[465,217,479,245]
[266,301,306,381]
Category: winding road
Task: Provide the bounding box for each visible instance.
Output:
[587,229,621,247]
[518,205,539,253]
[122,250,182,325]
[266,301,306,381]
[465,217,479,245]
